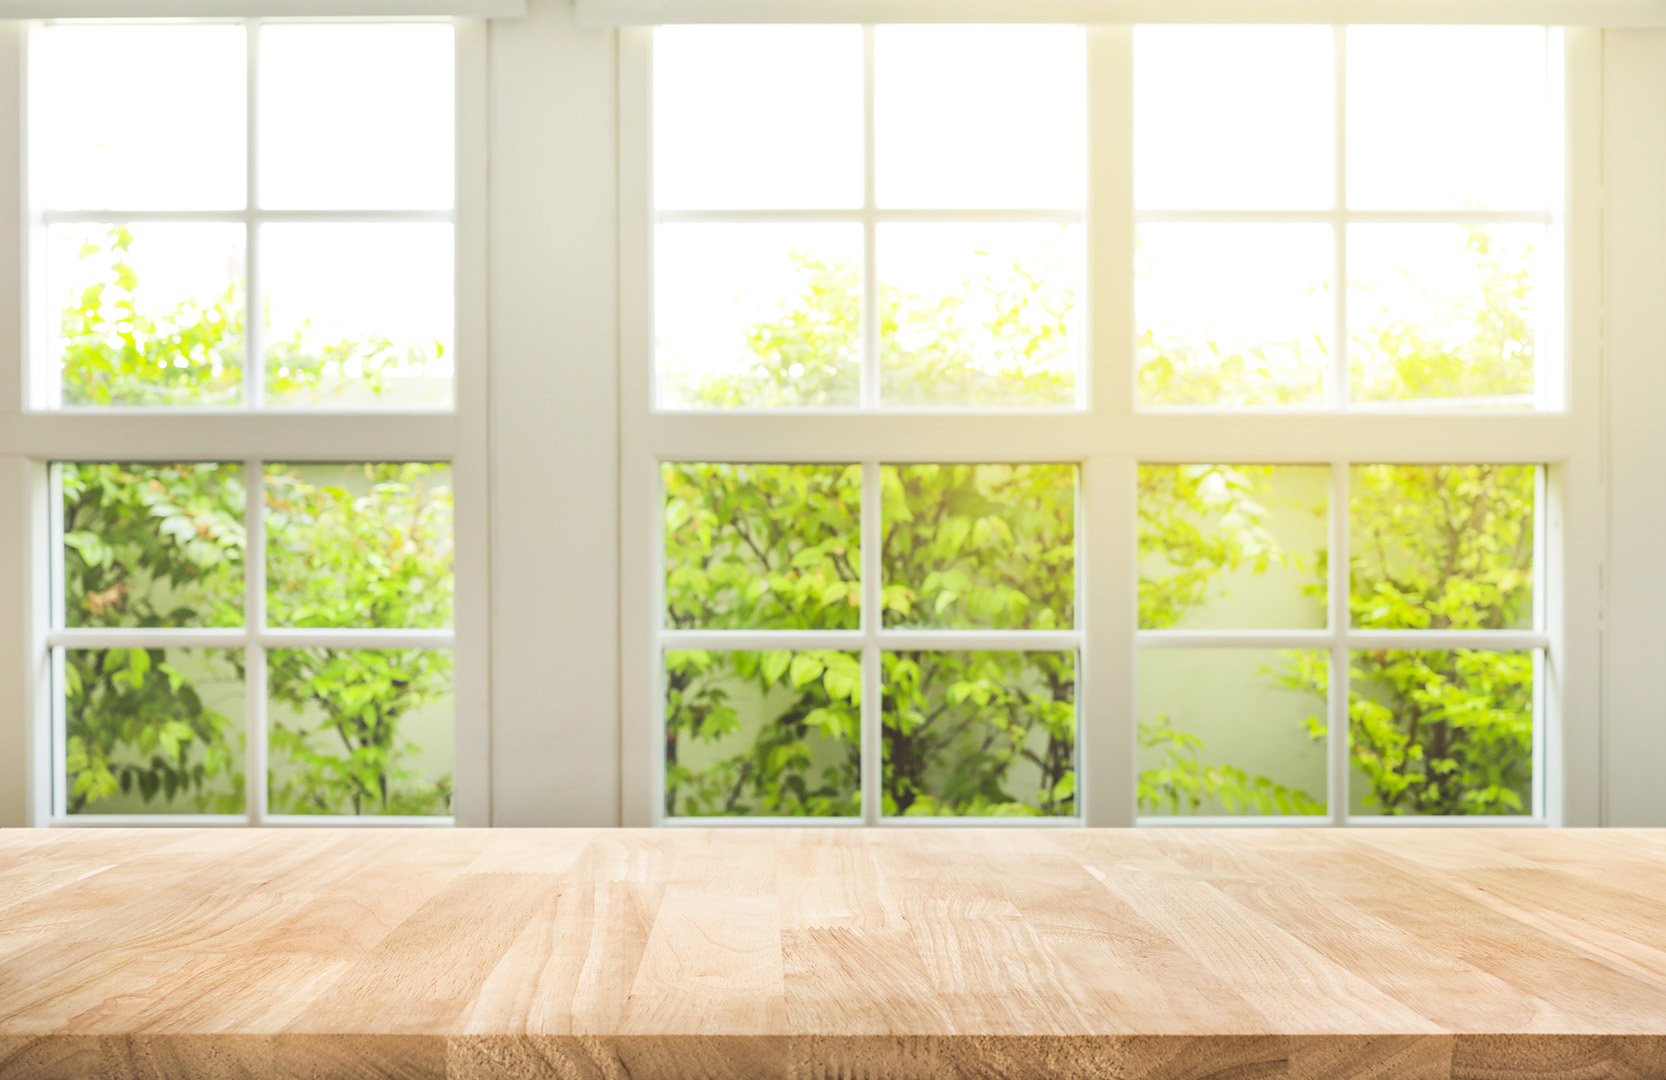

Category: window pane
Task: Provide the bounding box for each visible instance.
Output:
[267,648,453,817]
[1347,27,1550,211]
[1138,649,1327,817]
[262,223,454,409]
[1350,649,1534,816]
[266,464,453,630]
[1350,465,1534,631]
[1137,224,1331,407]
[35,24,245,211]
[880,223,1081,408]
[51,223,245,408]
[260,24,455,211]
[875,26,1084,209]
[64,647,244,815]
[664,463,859,632]
[666,649,861,818]
[882,464,1073,630]
[1139,465,1327,631]
[654,26,862,210]
[656,223,861,408]
[1349,224,1541,408]
[883,651,1075,817]
[1135,26,1333,210]
[62,463,244,630]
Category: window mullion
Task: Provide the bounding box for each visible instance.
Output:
[1087,25,1133,418]
[861,459,881,824]
[244,19,264,413]
[1328,28,1350,824]
[244,455,266,824]
[1328,460,1350,826]
[1332,24,1349,411]
[859,24,878,411]
[1082,454,1134,826]
[46,464,66,820]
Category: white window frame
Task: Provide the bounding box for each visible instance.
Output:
[619,23,1605,828]
[0,15,492,827]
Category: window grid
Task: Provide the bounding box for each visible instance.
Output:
[659,469,1086,828]
[651,27,1085,413]
[1132,26,1558,413]
[27,17,473,827]
[42,460,456,826]
[1132,26,1558,824]
[649,27,1089,824]
[31,17,456,414]
[621,23,1580,828]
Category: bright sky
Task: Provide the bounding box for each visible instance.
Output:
[1135,222,1333,355]
[1135,25,1336,210]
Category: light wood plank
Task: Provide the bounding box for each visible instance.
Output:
[1,827,1665,1079]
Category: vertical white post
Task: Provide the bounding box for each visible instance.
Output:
[860,25,878,410]
[0,458,47,827]
[1082,454,1136,826]
[244,21,262,411]
[0,23,36,826]
[46,464,64,819]
[1327,27,1351,825]
[861,459,881,824]
[1328,460,1350,825]
[1082,27,1136,826]
[1547,27,1604,827]
[1088,25,1134,420]
[1331,25,1349,410]
[859,27,883,821]
[244,457,266,824]
[451,17,493,827]
[618,26,659,827]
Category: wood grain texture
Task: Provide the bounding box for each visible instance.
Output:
[2,828,1665,1079]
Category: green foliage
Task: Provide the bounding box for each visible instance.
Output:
[269,647,453,816]
[665,648,860,817]
[664,463,860,632]
[1137,323,1326,408]
[62,461,245,630]
[58,231,454,817]
[1137,464,1286,631]
[64,646,243,813]
[664,458,1079,817]
[1350,229,1536,405]
[881,237,1076,407]
[668,259,861,408]
[265,464,455,815]
[60,228,445,408]
[664,242,1075,409]
[668,229,1538,819]
[1136,715,1323,816]
[266,464,454,631]
[60,212,1538,821]
[1287,464,1535,815]
[883,651,1075,817]
[59,227,243,407]
[883,465,1073,630]
[60,461,246,813]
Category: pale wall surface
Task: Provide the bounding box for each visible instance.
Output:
[1600,30,1666,826]
[485,2,622,825]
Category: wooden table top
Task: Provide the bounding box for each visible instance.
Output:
[1,827,1664,1079]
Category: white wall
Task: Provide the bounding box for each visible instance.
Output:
[485,1,622,825]
[1600,30,1666,826]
